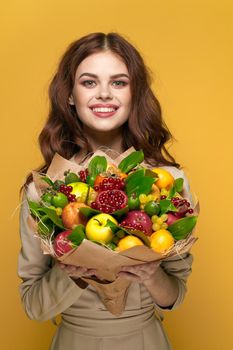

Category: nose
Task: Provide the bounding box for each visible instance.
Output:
[96,84,113,100]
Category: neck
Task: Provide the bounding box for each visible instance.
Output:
[84,126,124,154]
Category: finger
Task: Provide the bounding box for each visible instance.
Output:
[122,262,160,274]
[117,271,141,282]
[69,265,78,273]
[83,269,97,277]
[120,265,143,275]
[58,263,65,269]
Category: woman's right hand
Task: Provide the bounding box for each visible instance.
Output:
[57,262,97,280]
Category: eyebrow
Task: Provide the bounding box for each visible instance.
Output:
[78,73,130,79]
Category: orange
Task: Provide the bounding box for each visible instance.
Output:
[151,168,174,189]
[117,235,144,251]
[150,229,174,253]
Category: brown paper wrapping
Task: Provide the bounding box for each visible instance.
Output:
[27,147,199,316]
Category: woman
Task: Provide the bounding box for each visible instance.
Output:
[18,32,194,350]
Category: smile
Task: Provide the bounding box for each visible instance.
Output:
[90,107,119,118]
[91,107,118,112]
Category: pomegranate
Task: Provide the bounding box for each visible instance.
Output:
[171,197,194,218]
[94,176,125,192]
[91,189,128,213]
[54,230,73,257]
[120,210,153,235]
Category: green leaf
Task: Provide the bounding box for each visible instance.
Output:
[105,242,117,251]
[145,168,159,180]
[86,175,96,187]
[125,169,155,197]
[167,178,184,199]
[27,200,42,218]
[67,225,86,246]
[167,216,198,240]
[37,215,54,236]
[41,176,54,187]
[118,150,144,173]
[27,201,65,229]
[111,206,129,219]
[125,168,145,182]
[53,180,65,190]
[64,171,80,184]
[116,230,126,238]
[79,206,101,218]
[167,186,176,200]
[159,199,178,215]
[175,178,184,193]
[38,207,65,229]
[104,219,120,234]
[87,156,107,186]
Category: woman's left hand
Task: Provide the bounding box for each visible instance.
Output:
[117,261,161,284]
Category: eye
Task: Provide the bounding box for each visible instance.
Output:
[112,80,128,87]
[81,80,96,87]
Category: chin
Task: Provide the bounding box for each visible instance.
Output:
[89,119,127,133]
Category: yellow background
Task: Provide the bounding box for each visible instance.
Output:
[1,0,233,349]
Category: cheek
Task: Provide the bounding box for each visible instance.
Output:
[124,90,132,108]
[73,88,90,106]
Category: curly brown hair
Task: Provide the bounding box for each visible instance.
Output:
[21,31,180,193]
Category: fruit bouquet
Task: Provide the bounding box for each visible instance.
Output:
[26,147,198,315]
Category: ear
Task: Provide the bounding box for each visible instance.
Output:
[68,95,75,105]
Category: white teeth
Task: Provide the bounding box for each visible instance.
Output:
[91,107,117,112]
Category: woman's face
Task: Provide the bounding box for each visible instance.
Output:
[69,50,132,133]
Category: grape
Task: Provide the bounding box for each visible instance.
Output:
[156,217,164,225]
[161,223,168,229]
[146,194,155,202]
[55,208,63,216]
[139,193,147,204]
[152,223,161,231]
[160,214,168,222]
[151,215,159,223]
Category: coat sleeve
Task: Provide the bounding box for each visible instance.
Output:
[18,192,85,322]
[154,166,196,312]
[156,251,193,312]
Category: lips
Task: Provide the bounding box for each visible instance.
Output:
[89,104,119,110]
[88,104,120,118]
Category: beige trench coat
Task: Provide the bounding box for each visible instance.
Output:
[18,165,194,350]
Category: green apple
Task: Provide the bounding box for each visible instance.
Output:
[69,182,89,203]
[85,213,118,244]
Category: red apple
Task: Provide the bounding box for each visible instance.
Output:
[62,202,88,229]
[53,230,73,257]
[120,210,152,235]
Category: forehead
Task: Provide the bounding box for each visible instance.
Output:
[75,51,129,78]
